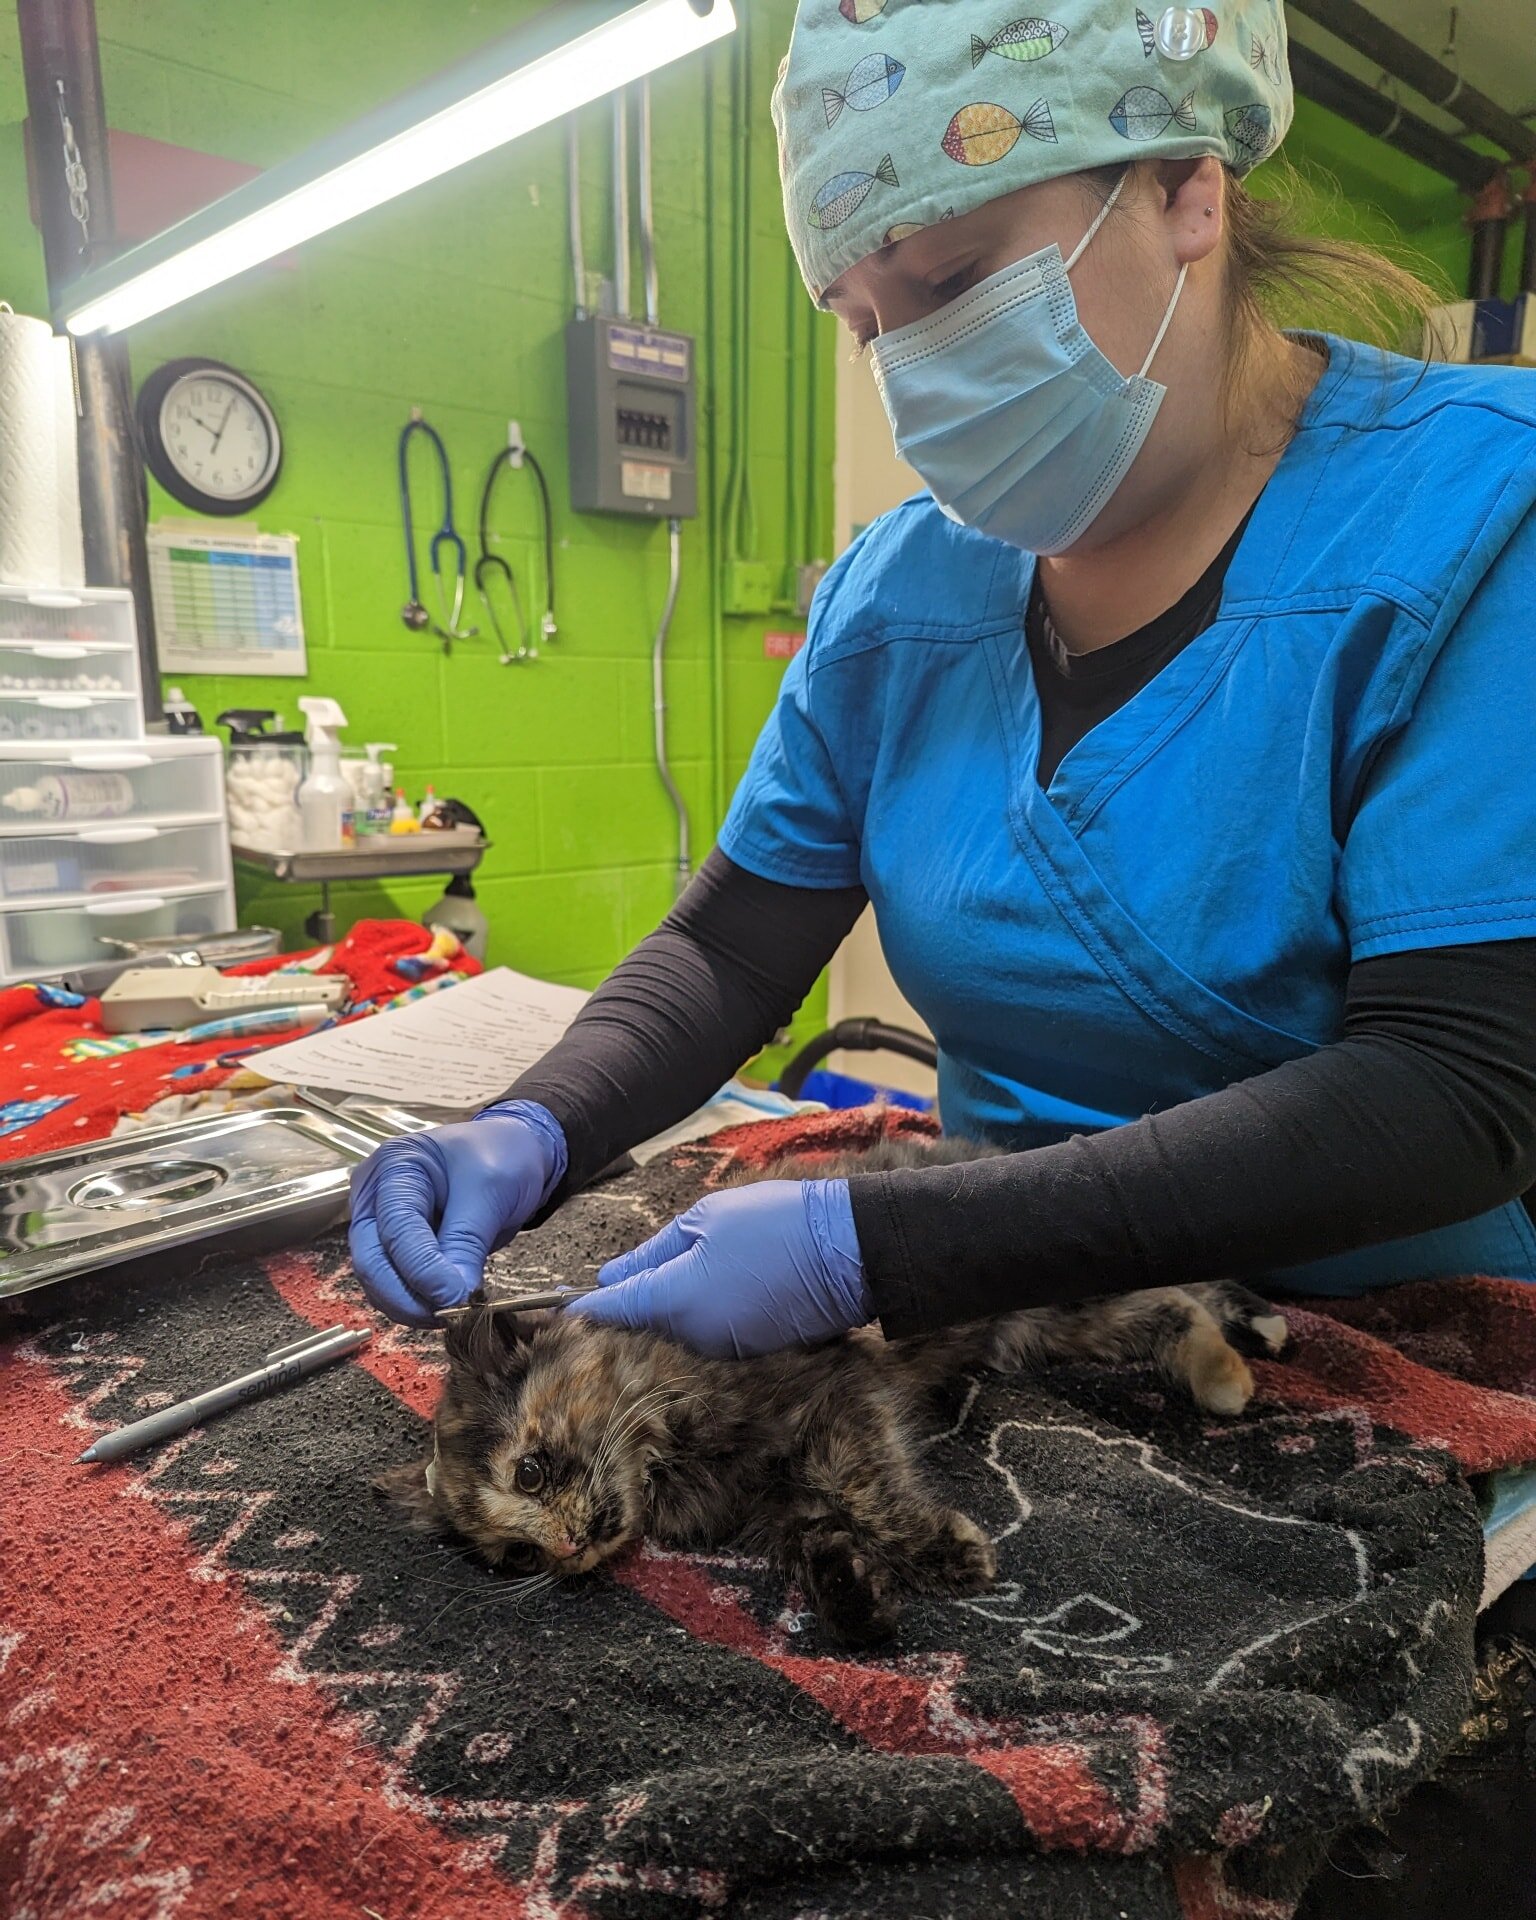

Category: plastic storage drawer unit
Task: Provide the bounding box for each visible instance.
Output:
[0,585,140,652]
[0,739,226,829]
[0,821,231,902]
[0,886,235,981]
[0,691,141,744]
[0,642,135,697]
[0,588,143,747]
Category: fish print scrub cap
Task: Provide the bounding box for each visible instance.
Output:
[774,0,1293,300]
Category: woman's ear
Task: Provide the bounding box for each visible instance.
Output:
[1155,154,1227,267]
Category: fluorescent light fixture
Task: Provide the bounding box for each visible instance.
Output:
[62,0,735,336]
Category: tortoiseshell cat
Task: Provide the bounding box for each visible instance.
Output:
[380,1137,1288,1647]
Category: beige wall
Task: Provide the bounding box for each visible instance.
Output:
[826,352,937,1100]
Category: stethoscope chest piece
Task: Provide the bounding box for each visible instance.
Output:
[398,410,478,653]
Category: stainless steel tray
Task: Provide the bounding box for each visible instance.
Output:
[0,1106,384,1297]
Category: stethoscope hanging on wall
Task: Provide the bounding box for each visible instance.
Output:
[474,434,558,668]
[398,409,477,653]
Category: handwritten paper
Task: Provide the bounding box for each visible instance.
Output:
[250,967,588,1110]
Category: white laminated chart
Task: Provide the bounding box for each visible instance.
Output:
[149,526,307,676]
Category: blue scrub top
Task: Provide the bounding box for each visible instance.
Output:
[719,338,1536,1296]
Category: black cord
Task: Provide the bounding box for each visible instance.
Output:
[477,445,556,628]
[522,450,556,623]
[777,1019,939,1100]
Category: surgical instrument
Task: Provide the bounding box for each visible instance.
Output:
[398,410,477,652]
[437,1282,597,1320]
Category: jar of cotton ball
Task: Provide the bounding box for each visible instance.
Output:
[218,708,307,853]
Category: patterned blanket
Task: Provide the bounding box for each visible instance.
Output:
[4,1107,1536,1919]
[0,917,479,1160]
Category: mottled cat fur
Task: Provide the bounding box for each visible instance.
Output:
[379,1136,1288,1647]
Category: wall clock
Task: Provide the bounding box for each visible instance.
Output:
[136,357,282,516]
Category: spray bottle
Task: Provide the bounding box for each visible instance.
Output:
[424,875,489,962]
[296,697,352,851]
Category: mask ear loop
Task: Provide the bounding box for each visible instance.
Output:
[1064,170,1127,272]
[1062,171,1189,381]
[1138,262,1188,377]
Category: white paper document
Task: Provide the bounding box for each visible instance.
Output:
[250,967,588,1110]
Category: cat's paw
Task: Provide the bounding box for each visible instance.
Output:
[1187,1281,1289,1360]
[913,1509,998,1595]
[1180,1326,1256,1416]
[802,1529,903,1649]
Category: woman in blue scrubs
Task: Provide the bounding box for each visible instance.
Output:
[350,0,1536,1352]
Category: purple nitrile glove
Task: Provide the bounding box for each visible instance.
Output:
[567,1178,871,1358]
[348,1100,568,1326]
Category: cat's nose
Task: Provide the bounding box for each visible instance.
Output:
[548,1535,581,1559]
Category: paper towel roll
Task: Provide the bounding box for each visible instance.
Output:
[0,307,85,590]
[51,334,85,589]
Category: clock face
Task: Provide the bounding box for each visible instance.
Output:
[137,360,282,515]
[159,371,277,502]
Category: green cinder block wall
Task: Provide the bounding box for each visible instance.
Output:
[0,5,1491,1072]
[0,0,838,1057]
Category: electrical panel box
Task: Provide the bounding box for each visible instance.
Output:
[565,315,698,520]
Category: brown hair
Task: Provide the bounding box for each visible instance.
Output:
[1220,156,1447,355]
[1082,157,1448,430]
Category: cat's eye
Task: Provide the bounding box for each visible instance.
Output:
[514,1453,545,1494]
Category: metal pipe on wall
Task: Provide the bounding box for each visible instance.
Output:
[16,0,161,723]
[635,88,687,887]
[1288,42,1497,194]
[637,78,660,328]
[652,518,690,895]
[612,89,632,319]
[1288,1,1535,163]
[567,117,587,318]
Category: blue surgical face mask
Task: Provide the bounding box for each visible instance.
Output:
[869,176,1187,556]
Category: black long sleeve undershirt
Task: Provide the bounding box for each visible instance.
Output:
[508,850,1536,1336]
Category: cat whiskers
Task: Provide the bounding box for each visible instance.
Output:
[587,1379,708,1498]
[586,1379,677,1489]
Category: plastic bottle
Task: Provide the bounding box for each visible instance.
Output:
[297,697,353,851]
[423,875,489,962]
[389,788,421,835]
[164,686,204,734]
[417,782,439,827]
[1,770,134,821]
[363,744,396,837]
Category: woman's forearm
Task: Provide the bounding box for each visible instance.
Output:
[853,941,1536,1335]
[506,850,867,1196]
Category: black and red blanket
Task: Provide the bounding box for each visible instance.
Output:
[4,1107,1536,1919]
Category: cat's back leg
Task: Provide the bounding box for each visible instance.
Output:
[987,1286,1285,1416]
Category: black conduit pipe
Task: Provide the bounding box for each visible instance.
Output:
[1521,175,1536,299]
[1466,172,1515,301]
[1288,42,1497,195]
[1289,0,1536,163]
[777,1019,938,1101]
[17,0,162,723]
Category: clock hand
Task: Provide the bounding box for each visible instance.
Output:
[210,394,239,452]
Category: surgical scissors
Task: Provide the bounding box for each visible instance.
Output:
[398,410,477,652]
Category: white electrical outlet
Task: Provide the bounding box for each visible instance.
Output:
[507,418,525,468]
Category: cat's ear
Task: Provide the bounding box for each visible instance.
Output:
[373,1458,446,1532]
[442,1299,529,1382]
